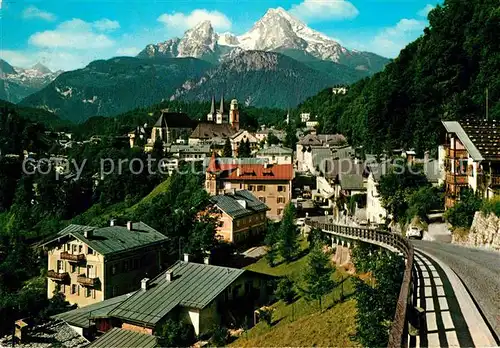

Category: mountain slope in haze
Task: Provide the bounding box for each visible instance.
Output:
[171,50,349,108]
[0,60,62,103]
[296,0,500,154]
[138,7,389,75]
[0,99,67,129]
[20,57,213,123]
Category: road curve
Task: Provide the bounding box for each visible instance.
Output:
[413,240,500,341]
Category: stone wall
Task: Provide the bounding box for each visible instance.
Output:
[452,212,500,251]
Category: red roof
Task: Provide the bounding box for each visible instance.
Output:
[221,164,293,181]
[207,152,220,173]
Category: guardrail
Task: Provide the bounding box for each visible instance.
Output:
[306,220,414,348]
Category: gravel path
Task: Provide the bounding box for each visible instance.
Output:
[413,240,500,341]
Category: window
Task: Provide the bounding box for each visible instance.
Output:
[278,185,286,192]
[87,247,94,255]
[248,185,254,191]
[71,264,78,273]
[71,284,77,294]
[85,287,92,298]
[112,264,117,275]
[258,197,266,203]
[66,243,71,252]
[236,220,241,227]
[57,260,64,273]
[257,185,266,192]
[277,197,286,204]
[72,244,77,253]
[277,209,283,216]
[78,245,83,253]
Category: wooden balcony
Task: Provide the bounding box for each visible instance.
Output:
[47,270,69,281]
[478,174,500,187]
[60,252,86,262]
[446,173,468,185]
[445,147,468,159]
[77,275,99,287]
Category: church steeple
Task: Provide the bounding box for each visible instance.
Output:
[219,93,224,115]
[207,95,216,122]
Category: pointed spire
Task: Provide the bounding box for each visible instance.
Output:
[210,95,216,115]
[219,92,224,115]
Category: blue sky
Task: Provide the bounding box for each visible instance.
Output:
[0,0,440,71]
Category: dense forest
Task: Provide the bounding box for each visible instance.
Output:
[297,0,500,155]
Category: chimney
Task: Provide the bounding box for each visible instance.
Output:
[83,229,93,239]
[141,278,150,291]
[127,221,133,231]
[110,219,116,227]
[166,270,173,282]
[183,253,190,262]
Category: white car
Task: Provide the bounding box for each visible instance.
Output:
[295,218,306,226]
[407,226,423,239]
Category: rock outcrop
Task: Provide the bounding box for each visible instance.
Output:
[452,212,500,251]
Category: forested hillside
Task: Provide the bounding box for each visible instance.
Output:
[297,0,500,154]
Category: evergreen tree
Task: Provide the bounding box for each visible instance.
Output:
[222,138,232,157]
[237,139,251,158]
[303,245,335,311]
[264,222,279,267]
[278,203,299,263]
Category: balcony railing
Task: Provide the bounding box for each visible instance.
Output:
[445,147,468,159]
[478,174,500,187]
[77,275,99,287]
[446,173,468,185]
[60,252,86,262]
[47,270,69,281]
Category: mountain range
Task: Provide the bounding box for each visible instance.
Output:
[0,60,62,103]
[17,7,389,122]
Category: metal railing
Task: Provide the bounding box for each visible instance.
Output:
[307,220,414,348]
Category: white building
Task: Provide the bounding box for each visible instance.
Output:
[256,145,293,165]
[300,113,311,123]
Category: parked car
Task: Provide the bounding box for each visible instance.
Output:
[406,216,424,239]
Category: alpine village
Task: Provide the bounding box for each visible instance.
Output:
[0,1,500,348]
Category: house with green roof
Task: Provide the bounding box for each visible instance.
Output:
[103,261,272,338]
[209,190,269,243]
[42,221,169,308]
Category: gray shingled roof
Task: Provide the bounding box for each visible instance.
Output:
[108,262,245,327]
[43,223,167,256]
[257,145,293,156]
[88,328,159,348]
[210,190,269,219]
[339,173,366,190]
[53,293,135,328]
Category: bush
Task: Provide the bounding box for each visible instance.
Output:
[275,277,296,304]
[157,319,195,347]
[444,189,482,228]
[210,325,229,347]
[481,197,500,217]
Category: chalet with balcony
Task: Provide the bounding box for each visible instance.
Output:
[442,120,500,209]
[42,221,168,307]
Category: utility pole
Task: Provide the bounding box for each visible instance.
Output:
[486,87,489,121]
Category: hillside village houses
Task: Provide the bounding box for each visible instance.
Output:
[42,222,168,308]
[53,260,272,345]
[441,119,500,208]
[255,127,285,144]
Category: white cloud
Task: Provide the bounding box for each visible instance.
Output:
[93,18,120,32]
[157,9,232,33]
[0,50,35,67]
[22,6,56,21]
[418,4,435,17]
[341,18,426,58]
[289,0,359,22]
[116,47,140,56]
[28,18,116,49]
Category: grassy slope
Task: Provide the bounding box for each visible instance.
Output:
[232,240,359,347]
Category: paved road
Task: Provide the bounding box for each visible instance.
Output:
[413,240,500,342]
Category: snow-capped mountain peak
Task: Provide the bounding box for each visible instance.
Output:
[31,62,52,75]
[137,7,387,67]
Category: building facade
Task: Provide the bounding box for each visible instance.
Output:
[43,222,168,307]
[256,145,293,165]
[210,190,269,243]
[205,154,294,220]
[442,120,500,209]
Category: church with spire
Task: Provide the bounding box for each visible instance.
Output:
[189,94,240,145]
